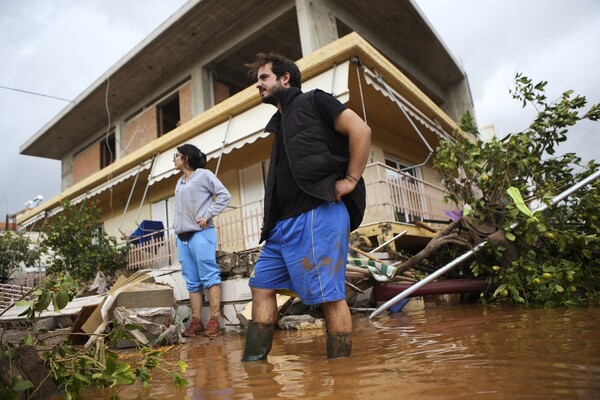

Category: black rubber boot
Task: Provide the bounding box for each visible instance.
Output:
[326,332,352,359]
[242,321,275,362]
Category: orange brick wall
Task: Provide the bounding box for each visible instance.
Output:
[123,107,157,155]
[72,143,100,184]
[179,82,192,124]
[214,82,230,105]
[70,81,193,186]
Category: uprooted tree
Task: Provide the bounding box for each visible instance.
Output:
[411,73,600,307]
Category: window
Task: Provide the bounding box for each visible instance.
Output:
[157,94,180,136]
[100,133,116,168]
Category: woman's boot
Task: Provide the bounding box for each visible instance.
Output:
[242,321,274,362]
[326,332,352,358]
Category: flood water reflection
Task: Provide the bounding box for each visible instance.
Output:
[89,303,600,399]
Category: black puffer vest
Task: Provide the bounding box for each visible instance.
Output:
[260,88,366,242]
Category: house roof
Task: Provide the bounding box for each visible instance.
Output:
[20,0,465,160]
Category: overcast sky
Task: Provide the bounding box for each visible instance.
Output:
[1,0,599,216]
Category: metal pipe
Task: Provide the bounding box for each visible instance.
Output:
[215,114,233,177]
[370,229,408,253]
[369,169,600,319]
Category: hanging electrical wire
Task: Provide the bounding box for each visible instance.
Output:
[0,85,75,103]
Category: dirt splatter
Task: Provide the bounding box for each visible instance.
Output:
[301,257,314,271]
[319,257,332,267]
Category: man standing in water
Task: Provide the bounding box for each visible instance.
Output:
[242,53,371,360]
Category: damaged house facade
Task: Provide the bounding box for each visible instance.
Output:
[18,1,473,282]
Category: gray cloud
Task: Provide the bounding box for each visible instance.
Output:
[415,0,600,164]
[0,0,187,215]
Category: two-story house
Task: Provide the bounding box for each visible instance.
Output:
[18,0,473,271]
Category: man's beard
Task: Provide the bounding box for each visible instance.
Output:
[261,82,282,106]
[261,92,278,106]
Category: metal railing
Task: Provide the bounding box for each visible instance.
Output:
[362,162,450,224]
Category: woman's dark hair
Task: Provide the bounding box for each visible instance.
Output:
[177,143,206,169]
[245,52,302,89]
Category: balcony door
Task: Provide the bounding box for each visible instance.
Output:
[151,197,176,231]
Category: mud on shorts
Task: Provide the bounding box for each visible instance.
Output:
[249,201,350,305]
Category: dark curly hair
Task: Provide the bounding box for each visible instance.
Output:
[245,52,302,89]
[177,143,206,170]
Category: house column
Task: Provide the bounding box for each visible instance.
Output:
[295,0,339,56]
[444,78,476,123]
[190,64,214,117]
[114,118,124,160]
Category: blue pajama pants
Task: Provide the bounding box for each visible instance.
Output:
[177,227,221,293]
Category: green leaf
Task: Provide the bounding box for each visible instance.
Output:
[11,379,34,391]
[505,232,516,241]
[55,290,70,310]
[74,372,91,384]
[34,294,52,312]
[555,284,564,293]
[114,373,135,385]
[536,223,547,233]
[21,334,35,346]
[463,204,473,216]
[171,372,188,390]
[124,323,139,331]
[493,284,507,297]
[105,355,117,374]
[177,360,188,373]
[506,187,533,217]
[52,296,61,313]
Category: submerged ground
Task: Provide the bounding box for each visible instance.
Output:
[78,302,600,399]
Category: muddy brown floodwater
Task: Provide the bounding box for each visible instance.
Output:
[85,303,600,400]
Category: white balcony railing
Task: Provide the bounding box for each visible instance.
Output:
[362,162,451,225]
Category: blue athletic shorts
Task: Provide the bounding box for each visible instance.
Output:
[249,201,349,305]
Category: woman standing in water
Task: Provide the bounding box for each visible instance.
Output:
[173,144,231,337]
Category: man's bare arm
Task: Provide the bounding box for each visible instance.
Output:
[333,108,371,200]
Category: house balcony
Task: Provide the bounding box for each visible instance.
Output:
[125,162,452,270]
